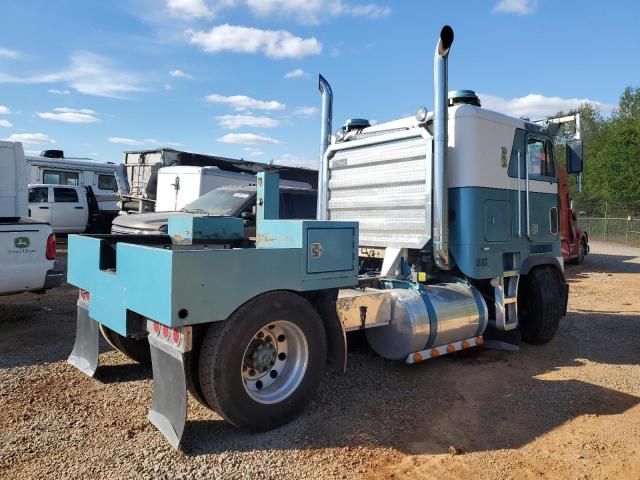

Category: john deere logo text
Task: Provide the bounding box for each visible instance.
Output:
[14,237,30,248]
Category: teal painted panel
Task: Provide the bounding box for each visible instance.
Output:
[257,172,280,222]
[168,215,244,243]
[170,246,358,326]
[306,228,356,273]
[115,243,174,327]
[67,221,359,331]
[67,236,176,335]
[256,220,304,248]
[449,186,560,279]
[484,200,511,242]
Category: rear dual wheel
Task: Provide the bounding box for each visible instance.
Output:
[99,325,151,366]
[197,291,327,431]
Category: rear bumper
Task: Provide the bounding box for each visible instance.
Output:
[43,267,64,290]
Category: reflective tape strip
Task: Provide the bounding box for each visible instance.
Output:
[405,336,482,364]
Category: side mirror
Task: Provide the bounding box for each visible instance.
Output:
[566,140,583,173]
[241,211,255,225]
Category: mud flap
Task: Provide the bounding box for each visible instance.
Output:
[68,303,100,376]
[483,327,521,352]
[148,336,188,449]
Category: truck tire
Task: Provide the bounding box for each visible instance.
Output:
[573,239,586,265]
[99,325,152,366]
[517,266,563,345]
[198,291,327,431]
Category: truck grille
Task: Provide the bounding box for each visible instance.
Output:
[327,133,432,249]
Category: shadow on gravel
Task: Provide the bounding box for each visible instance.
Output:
[95,363,152,383]
[176,309,639,457]
[566,252,640,274]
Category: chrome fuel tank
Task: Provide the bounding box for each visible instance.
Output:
[365,282,487,360]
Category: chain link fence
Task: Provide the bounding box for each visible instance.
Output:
[575,200,640,247]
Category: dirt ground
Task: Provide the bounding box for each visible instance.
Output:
[1,241,639,479]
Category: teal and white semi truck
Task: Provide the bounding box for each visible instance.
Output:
[65,26,581,448]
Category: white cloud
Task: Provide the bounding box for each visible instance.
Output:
[493,0,536,15]
[48,89,71,95]
[218,133,280,145]
[284,68,308,79]
[108,137,182,147]
[5,133,56,145]
[109,137,144,146]
[217,114,279,129]
[54,107,96,114]
[169,69,193,79]
[0,119,13,128]
[0,105,11,115]
[187,24,322,60]
[480,92,615,118]
[245,0,390,24]
[244,147,265,156]
[206,93,285,111]
[0,47,19,58]
[292,106,318,117]
[0,52,145,98]
[37,107,99,124]
[346,3,390,18]
[166,0,215,18]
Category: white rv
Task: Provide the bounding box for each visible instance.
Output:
[25,150,119,213]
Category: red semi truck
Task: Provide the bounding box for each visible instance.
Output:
[558,164,589,264]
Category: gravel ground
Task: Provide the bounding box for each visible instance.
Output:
[1,241,639,479]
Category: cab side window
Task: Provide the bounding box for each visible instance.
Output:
[29,187,49,203]
[527,137,555,178]
[54,187,79,203]
[98,174,117,192]
[43,170,79,186]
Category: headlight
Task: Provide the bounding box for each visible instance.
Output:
[415,106,428,123]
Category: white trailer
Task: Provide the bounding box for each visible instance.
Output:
[155,166,254,212]
[25,150,119,213]
[0,142,62,295]
[155,165,313,212]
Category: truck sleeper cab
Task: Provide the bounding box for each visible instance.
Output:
[65,25,572,449]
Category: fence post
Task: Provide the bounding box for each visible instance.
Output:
[604,202,608,241]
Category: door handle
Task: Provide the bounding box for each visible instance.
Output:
[39,206,49,209]
[75,206,84,209]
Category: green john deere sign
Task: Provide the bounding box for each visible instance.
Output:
[14,237,30,249]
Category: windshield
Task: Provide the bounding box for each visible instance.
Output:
[182,188,254,216]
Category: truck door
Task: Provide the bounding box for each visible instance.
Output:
[51,187,87,233]
[28,186,52,224]
[524,135,559,245]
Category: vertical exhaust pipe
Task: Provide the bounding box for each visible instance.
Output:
[317,74,333,220]
[433,25,454,270]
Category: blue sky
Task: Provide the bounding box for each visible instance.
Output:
[1,0,638,167]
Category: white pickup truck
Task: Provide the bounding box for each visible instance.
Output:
[1,141,63,295]
[28,184,91,234]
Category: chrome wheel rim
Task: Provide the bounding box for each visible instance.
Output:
[241,320,308,404]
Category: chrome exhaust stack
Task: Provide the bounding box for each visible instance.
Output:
[317,74,333,220]
[433,25,454,270]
